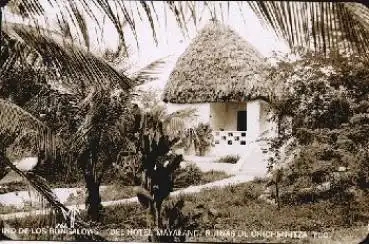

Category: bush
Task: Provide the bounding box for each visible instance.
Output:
[173,164,202,188]
[216,154,240,164]
[268,53,369,211]
[0,181,28,193]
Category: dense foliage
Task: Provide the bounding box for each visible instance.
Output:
[268,52,369,222]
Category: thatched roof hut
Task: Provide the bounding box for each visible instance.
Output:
[163,22,271,104]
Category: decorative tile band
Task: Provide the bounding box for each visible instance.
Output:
[213,131,247,146]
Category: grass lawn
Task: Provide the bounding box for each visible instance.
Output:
[6,179,368,243]
[0,170,229,215]
[101,181,369,243]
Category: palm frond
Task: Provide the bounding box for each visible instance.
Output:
[1,22,132,95]
[5,0,44,17]
[165,107,198,122]
[129,56,168,86]
[0,99,64,156]
[69,1,90,50]
[163,107,198,137]
[248,2,369,55]
[68,89,129,155]
[2,1,203,53]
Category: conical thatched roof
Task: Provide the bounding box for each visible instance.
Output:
[163,22,272,104]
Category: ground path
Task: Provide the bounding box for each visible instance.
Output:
[0,173,255,221]
[0,151,267,221]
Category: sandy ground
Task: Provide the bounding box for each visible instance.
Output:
[1,152,264,209]
[0,186,109,209]
[183,141,269,177]
[1,152,367,243]
[0,174,255,221]
[0,144,268,220]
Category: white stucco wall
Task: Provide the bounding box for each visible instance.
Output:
[210,103,247,131]
[247,99,278,143]
[259,100,278,139]
[246,100,261,143]
[166,100,278,158]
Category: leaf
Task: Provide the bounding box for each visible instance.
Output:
[248,2,369,55]
[2,22,132,95]
[129,56,168,86]
[0,99,65,156]
[69,2,90,50]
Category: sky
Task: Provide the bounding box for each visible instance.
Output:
[121,2,290,90]
[3,1,290,94]
[129,2,290,92]
[1,1,292,123]
[112,2,291,117]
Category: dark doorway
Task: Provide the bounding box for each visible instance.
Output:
[237,111,247,131]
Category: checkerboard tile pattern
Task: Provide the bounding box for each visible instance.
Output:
[213,131,247,146]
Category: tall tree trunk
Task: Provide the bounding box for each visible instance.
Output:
[84,142,102,222]
[275,180,280,209]
[84,169,102,222]
[274,169,282,209]
[155,200,163,228]
[0,150,10,180]
[79,128,102,222]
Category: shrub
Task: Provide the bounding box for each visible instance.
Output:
[173,164,202,188]
[158,198,203,242]
[268,53,369,211]
[0,181,27,193]
[216,154,240,164]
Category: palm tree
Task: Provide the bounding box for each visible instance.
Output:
[70,88,134,221]
[0,100,105,241]
[1,4,133,232]
[1,0,369,239]
[1,19,184,225]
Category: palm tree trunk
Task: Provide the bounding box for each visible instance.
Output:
[0,150,10,180]
[275,180,280,209]
[77,129,103,222]
[155,200,163,228]
[83,145,102,222]
[84,168,102,222]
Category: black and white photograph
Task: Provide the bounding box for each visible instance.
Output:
[1,1,369,243]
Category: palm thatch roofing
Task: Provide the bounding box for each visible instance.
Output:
[163,22,272,104]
